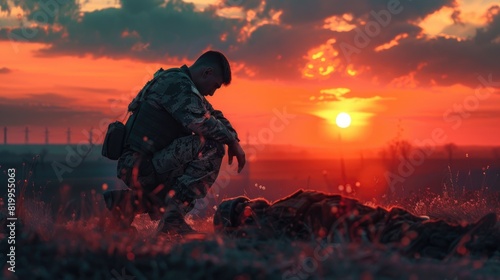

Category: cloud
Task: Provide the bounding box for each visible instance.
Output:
[469,109,500,120]
[120,0,164,13]
[321,4,500,88]
[345,25,500,88]
[221,0,262,10]
[475,5,500,44]
[0,94,109,127]
[57,86,122,94]
[0,93,78,106]
[0,67,11,74]
[0,0,498,89]
[261,0,455,25]
[0,0,11,14]
[224,0,460,80]
[2,0,244,62]
[230,23,334,79]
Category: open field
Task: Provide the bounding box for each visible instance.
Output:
[1,149,500,279]
[1,190,500,280]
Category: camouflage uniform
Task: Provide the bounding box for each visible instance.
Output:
[115,65,238,222]
[214,190,499,259]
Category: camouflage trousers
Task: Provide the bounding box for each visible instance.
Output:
[117,135,224,217]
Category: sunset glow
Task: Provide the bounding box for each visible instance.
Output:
[0,0,498,156]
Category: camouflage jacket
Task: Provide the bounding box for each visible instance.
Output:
[117,65,239,186]
[140,65,239,146]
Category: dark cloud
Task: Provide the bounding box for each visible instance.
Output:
[0,94,108,127]
[228,0,457,80]
[0,67,11,74]
[58,86,121,94]
[230,23,333,79]
[120,0,163,14]
[222,0,261,10]
[0,0,11,14]
[451,9,463,25]
[334,21,423,55]
[439,109,500,126]
[262,0,455,25]
[0,93,78,106]
[342,12,500,88]
[0,0,498,89]
[2,0,244,62]
[475,5,500,44]
[3,26,64,45]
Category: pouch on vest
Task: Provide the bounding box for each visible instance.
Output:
[101,68,178,160]
[101,121,126,160]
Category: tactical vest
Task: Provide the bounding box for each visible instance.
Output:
[125,69,191,155]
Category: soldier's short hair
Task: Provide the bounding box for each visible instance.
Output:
[193,50,232,85]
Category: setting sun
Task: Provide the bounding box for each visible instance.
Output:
[336,112,351,128]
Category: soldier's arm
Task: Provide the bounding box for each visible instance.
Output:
[205,101,240,142]
[203,100,245,172]
[159,78,237,144]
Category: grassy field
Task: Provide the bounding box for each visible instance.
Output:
[1,151,499,279]
[1,186,500,280]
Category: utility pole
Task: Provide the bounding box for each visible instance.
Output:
[338,132,347,186]
[89,127,93,145]
[45,127,49,145]
[67,127,71,144]
[3,127,6,144]
[25,127,29,144]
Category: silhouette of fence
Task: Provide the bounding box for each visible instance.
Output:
[2,126,95,145]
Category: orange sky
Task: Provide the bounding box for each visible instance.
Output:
[0,0,499,157]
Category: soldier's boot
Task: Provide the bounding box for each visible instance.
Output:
[103,189,137,230]
[157,199,196,235]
